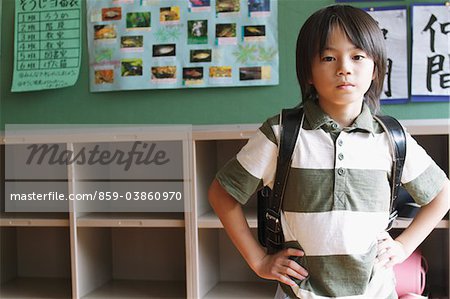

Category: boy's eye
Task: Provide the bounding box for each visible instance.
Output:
[353,55,365,61]
[321,56,335,62]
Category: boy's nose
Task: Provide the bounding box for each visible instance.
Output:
[337,60,352,76]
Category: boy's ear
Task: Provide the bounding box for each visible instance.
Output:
[372,65,377,80]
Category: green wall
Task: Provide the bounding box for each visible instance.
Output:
[1,0,449,130]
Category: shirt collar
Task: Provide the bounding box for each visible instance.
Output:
[303,99,375,134]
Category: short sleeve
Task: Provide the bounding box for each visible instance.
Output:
[215,116,279,205]
[401,132,448,206]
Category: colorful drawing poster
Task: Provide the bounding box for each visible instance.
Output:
[411,4,450,101]
[86,0,279,91]
[11,0,82,92]
[367,7,408,103]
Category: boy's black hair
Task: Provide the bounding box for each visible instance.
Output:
[296,4,387,113]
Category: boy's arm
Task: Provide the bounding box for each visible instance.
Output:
[208,178,308,286]
[377,180,450,268]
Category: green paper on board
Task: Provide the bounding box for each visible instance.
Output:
[11,0,82,92]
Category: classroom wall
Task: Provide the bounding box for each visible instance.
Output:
[1,0,449,130]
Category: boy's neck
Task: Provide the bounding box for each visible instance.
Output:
[318,101,363,128]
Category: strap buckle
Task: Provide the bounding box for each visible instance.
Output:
[386,210,398,231]
[265,209,282,233]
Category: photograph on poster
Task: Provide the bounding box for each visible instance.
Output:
[188,20,208,44]
[216,0,240,13]
[102,7,121,21]
[94,25,117,40]
[188,0,211,12]
[243,25,266,42]
[153,44,176,57]
[121,59,143,76]
[151,66,177,83]
[120,36,144,51]
[183,67,204,84]
[160,6,180,24]
[126,12,151,30]
[95,69,114,84]
[190,49,212,63]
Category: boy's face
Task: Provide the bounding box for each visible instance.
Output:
[309,26,375,110]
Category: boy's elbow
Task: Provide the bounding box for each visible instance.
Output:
[208,179,237,209]
[208,178,221,206]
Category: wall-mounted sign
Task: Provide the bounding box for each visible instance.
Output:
[11,0,82,92]
[367,7,408,103]
[411,4,450,102]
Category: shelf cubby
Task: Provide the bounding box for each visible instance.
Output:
[198,228,277,299]
[0,227,72,299]
[75,227,186,299]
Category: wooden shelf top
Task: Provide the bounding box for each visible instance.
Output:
[0,277,71,298]
[199,209,257,228]
[76,212,185,228]
[81,279,186,299]
[203,281,277,299]
[193,124,259,140]
[0,119,448,144]
[0,212,69,227]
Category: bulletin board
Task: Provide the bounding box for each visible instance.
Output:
[1,0,449,131]
[86,0,279,91]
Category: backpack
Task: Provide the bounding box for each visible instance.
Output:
[257,107,407,254]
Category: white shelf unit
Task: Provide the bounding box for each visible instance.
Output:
[193,131,278,298]
[1,127,193,299]
[66,133,191,299]
[0,140,73,299]
[0,119,448,299]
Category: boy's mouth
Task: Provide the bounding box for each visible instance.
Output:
[337,82,355,89]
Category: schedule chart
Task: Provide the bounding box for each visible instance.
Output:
[16,9,80,71]
[12,0,82,92]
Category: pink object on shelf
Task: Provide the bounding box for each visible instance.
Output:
[399,293,428,299]
[393,249,428,297]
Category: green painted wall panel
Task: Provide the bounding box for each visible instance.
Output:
[1,0,448,130]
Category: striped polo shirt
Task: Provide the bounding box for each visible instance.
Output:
[216,99,447,299]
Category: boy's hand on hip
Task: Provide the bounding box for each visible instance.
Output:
[375,231,408,269]
[254,248,308,287]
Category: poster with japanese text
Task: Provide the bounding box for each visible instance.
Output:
[367,7,408,103]
[11,0,82,92]
[86,0,279,91]
[411,4,450,101]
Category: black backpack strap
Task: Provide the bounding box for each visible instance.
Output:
[374,115,407,231]
[265,107,304,251]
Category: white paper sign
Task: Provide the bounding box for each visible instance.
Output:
[368,8,408,102]
[412,5,450,99]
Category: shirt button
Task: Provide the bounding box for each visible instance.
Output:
[337,168,345,175]
[337,139,343,146]
[338,153,344,160]
[331,123,339,129]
